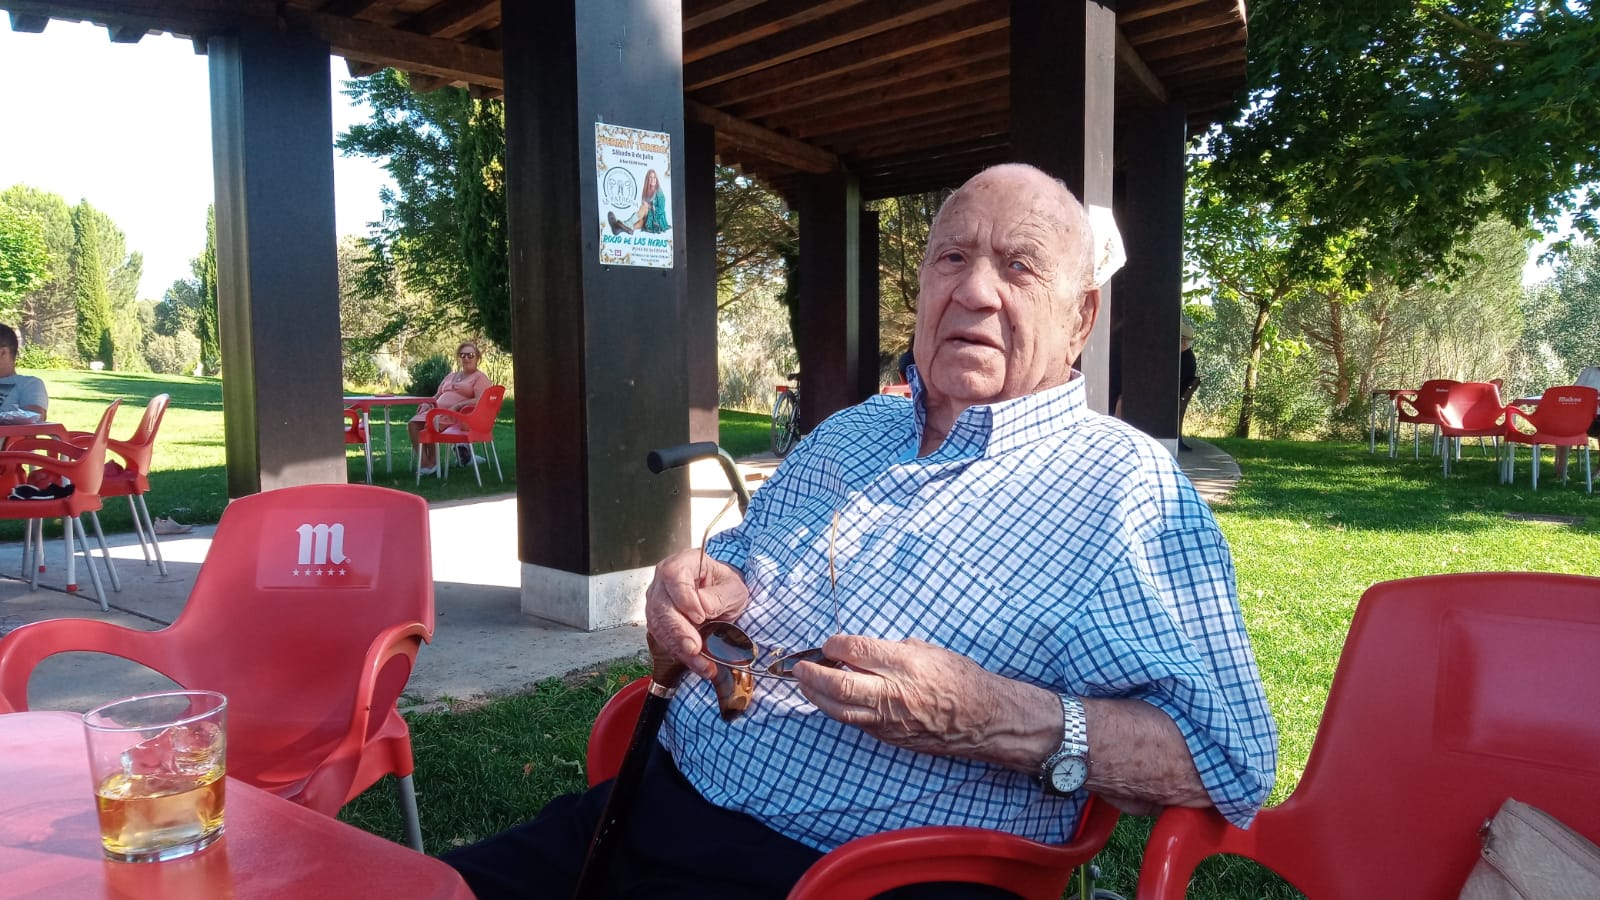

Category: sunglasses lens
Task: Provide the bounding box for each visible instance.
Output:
[767,647,842,680]
[700,622,757,667]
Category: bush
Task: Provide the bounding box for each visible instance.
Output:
[142,333,201,376]
[18,346,75,370]
[343,353,381,390]
[407,353,452,397]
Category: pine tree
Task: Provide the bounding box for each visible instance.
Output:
[71,202,114,368]
[196,205,220,375]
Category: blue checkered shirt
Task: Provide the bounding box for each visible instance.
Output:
[661,371,1278,853]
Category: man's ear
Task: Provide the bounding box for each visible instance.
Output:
[1076,288,1102,342]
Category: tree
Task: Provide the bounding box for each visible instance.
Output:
[1186,162,1351,437]
[338,70,510,347]
[1210,1,1600,285]
[2,185,76,353]
[872,191,945,359]
[0,201,51,315]
[1518,240,1600,387]
[71,202,114,368]
[196,205,220,374]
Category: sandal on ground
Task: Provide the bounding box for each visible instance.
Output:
[152,516,193,535]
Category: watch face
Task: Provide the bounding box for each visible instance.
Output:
[1050,756,1088,793]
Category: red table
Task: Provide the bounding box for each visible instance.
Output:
[0,711,473,899]
[343,395,429,481]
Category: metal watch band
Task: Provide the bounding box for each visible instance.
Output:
[1058,694,1088,757]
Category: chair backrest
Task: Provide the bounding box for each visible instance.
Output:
[1396,379,1456,423]
[68,400,121,498]
[1437,380,1503,430]
[1521,385,1600,439]
[159,484,434,790]
[458,384,507,439]
[1231,573,1600,897]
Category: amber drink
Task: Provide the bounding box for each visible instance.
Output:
[82,690,228,862]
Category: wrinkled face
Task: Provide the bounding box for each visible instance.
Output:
[913,166,1098,417]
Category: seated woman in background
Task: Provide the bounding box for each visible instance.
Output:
[410,340,491,476]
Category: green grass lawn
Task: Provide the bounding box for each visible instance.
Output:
[337,434,1600,898]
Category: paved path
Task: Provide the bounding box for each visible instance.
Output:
[0,441,1238,713]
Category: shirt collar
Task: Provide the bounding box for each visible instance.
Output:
[907,366,1091,458]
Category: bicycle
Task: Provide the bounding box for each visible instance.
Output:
[770,372,801,457]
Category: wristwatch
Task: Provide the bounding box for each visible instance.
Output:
[1039,694,1090,796]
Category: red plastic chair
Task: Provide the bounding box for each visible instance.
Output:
[344,406,372,484]
[53,393,176,576]
[1501,385,1597,492]
[0,484,436,851]
[1135,572,1600,899]
[415,384,506,486]
[1435,380,1504,476]
[587,677,1122,900]
[1389,379,1455,458]
[0,400,122,608]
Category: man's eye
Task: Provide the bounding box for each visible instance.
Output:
[1009,260,1034,274]
[940,251,965,265]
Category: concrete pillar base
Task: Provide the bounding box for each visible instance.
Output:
[521,562,653,631]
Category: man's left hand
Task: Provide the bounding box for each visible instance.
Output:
[795,634,1059,773]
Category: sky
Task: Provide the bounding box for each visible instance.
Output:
[0,20,395,300]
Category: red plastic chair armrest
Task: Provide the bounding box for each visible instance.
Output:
[421,406,461,433]
[787,797,1119,900]
[0,448,86,478]
[0,619,171,712]
[1134,806,1251,900]
[586,677,650,787]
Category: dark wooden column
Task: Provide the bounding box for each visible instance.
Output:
[796,171,861,429]
[858,208,882,399]
[1118,103,1186,448]
[1010,0,1117,413]
[503,0,689,629]
[208,30,345,496]
[686,120,719,444]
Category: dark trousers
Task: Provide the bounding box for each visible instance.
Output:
[443,743,1019,900]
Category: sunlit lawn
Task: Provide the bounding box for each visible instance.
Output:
[338,433,1600,898]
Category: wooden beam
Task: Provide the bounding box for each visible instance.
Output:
[684,0,865,64]
[685,0,985,90]
[1124,8,1243,45]
[1117,0,1214,25]
[398,0,497,40]
[841,115,1008,160]
[1135,27,1245,63]
[686,99,840,173]
[345,58,385,77]
[691,1,1006,101]
[107,23,146,42]
[728,31,1007,119]
[2,1,504,87]
[683,0,766,32]
[754,57,1007,132]
[781,75,1007,141]
[405,72,454,92]
[1116,28,1167,104]
[318,0,381,18]
[8,12,49,31]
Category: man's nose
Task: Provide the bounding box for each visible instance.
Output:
[949,258,1004,310]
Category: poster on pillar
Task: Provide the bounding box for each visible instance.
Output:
[596,123,674,268]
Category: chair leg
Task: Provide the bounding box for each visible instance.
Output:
[30,519,43,589]
[489,441,503,482]
[396,774,424,853]
[73,517,110,610]
[63,516,78,593]
[468,445,482,487]
[135,493,168,576]
[1532,443,1541,490]
[86,512,122,592]
[125,496,153,565]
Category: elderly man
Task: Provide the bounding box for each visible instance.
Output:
[446,163,1277,899]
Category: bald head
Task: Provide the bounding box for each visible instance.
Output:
[927,164,1096,294]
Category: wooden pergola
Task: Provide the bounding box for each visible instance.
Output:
[4,0,1248,629]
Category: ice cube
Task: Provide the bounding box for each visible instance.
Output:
[121,728,179,776]
[170,721,225,776]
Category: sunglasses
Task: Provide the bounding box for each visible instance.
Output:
[458,352,478,359]
[695,499,844,681]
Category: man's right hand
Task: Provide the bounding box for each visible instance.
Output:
[644,548,749,679]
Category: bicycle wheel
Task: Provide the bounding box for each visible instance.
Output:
[771,391,800,457]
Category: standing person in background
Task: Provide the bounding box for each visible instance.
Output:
[1179,317,1199,452]
[409,340,491,476]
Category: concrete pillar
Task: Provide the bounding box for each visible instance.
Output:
[208,30,345,496]
[503,0,690,629]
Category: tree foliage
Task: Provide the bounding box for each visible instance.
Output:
[337,70,510,349]
[1211,0,1600,284]
[1518,239,1600,387]
[872,191,945,360]
[70,202,114,368]
[193,205,220,374]
[0,200,51,314]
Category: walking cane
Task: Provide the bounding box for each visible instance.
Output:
[570,443,751,900]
